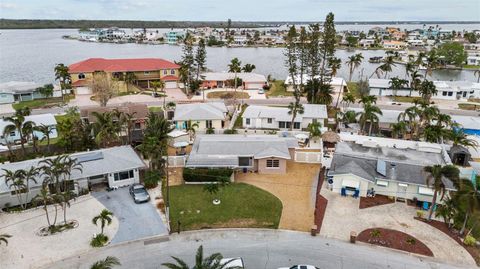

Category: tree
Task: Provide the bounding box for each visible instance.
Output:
[0,234,11,246]
[38,84,54,98]
[137,113,173,171]
[185,120,199,141]
[346,53,363,82]
[2,169,27,209]
[32,185,55,227]
[180,33,195,94]
[242,64,256,73]
[390,121,408,139]
[228,57,242,103]
[372,56,396,79]
[90,256,121,269]
[22,166,39,209]
[3,108,32,155]
[454,178,480,234]
[345,35,358,47]
[448,130,479,148]
[389,77,409,97]
[341,92,356,109]
[195,38,207,81]
[424,165,460,221]
[358,102,382,135]
[284,26,303,129]
[307,121,322,142]
[92,111,121,147]
[92,209,114,234]
[162,245,238,269]
[150,79,165,97]
[287,102,304,131]
[417,80,437,103]
[90,72,117,107]
[437,42,467,67]
[124,72,137,92]
[54,63,71,101]
[34,124,55,153]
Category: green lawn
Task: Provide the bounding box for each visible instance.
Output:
[233,104,248,128]
[267,80,293,97]
[169,183,282,231]
[392,96,422,103]
[207,91,249,99]
[148,106,163,113]
[458,103,480,111]
[13,96,73,110]
[346,82,361,99]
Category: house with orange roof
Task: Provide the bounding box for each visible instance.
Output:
[68,58,180,94]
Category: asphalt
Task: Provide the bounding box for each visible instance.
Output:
[91,188,168,244]
[44,229,471,269]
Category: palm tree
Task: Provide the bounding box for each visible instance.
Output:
[90,256,121,269]
[389,77,409,98]
[92,112,121,147]
[390,121,408,139]
[2,169,27,209]
[150,79,166,97]
[121,112,136,145]
[409,70,423,96]
[358,102,383,135]
[307,121,322,143]
[341,92,356,109]
[241,63,256,73]
[424,49,439,79]
[92,209,114,235]
[287,102,304,131]
[3,108,33,155]
[22,166,39,209]
[346,53,363,82]
[22,121,38,153]
[404,61,416,80]
[137,113,173,170]
[0,234,11,246]
[316,83,334,105]
[162,245,239,269]
[228,58,242,104]
[31,185,54,227]
[448,130,479,148]
[34,124,55,153]
[328,57,343,108]
[185,120,199,141]
[424,164,460,221]
[418,80,438,103]
[359,95,377,105]
[54,63,71,101]
[454,179,480,234]
[124,72,137,92]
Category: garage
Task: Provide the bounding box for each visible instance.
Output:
[165,81,178,89]
[341,178,360,197]
[75,86,92,95]
[245,82,265,90]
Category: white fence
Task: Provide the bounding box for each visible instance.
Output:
[294,151,322,164]
[167,156,187,167]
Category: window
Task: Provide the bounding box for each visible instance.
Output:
[448,91,453,96]
[11,188,28,196]
[238,157,252,167]
[376,180,389,187]
[266,159,280,168]
[114,170,134,181]
[442,91,447,96]
[144,71,150,75]
[293,122,301,129]
[267,118,273,124]
[279,121,285,128]
[206,120,213,128]
[170,69,175,75]
[245,118,250,125]
[112,72,121,79]
[78,73,86,79]
[418,186,434,196]
[285,122,291,129]
[134,122,141,130]
[163,70,168,75]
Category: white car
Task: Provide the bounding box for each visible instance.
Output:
[278,265,319,269]
[258,88,265,94]
[220,257,245,268]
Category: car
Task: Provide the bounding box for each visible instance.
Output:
[220,257,245,268]
[258,88,265,94]
[278,265,319,269]
[129,183,150,203]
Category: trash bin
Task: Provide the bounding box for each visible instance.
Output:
[350,231,357,243]
[311,225,318,236]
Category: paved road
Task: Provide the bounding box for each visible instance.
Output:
[44,229,471,269]
[92,188,168,244]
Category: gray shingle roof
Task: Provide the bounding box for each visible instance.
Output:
[0,114,57,133]
[0,81,43,94]
[243,104,327,122]
[201,72,267,83]
[0,146,146,193]
[173,102,227,121]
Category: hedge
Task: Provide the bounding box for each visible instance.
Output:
[183,168,233,182]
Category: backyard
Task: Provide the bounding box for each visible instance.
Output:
[266,80,293,97]
[206,91,249,99]
[13,95,73,110]
[169,183,282,231]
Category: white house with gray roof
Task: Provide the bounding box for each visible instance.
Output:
[186,135,298,174]
[0,113,58,145]
[327,140,454,204]
[0,146,146,209]
[242,104,327,130]
[201,72,268,90]
[0,81,62,104]
[173,102,228,132]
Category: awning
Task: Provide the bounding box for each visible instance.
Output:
[168,130,188,138]
[173,141,189,148]
[342,178,360,189]
[418,186,434,196]
[376,180,389,187]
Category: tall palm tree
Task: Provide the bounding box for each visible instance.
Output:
[90,256,121,269]
[121,112,136,145]
[3,108,33,155]
[359,95,377,105]
[22,166,39,209]
[228,58,242,104]
[409,70,423,96]
[346,53,363,82]
[328,57,344,108]
[2,169,27,209]
[316,83,334,105]
[423,164,459,221]
[185,120,199,141]
[404,61,416,80]
[287,102,304,131]
[124,72,137,92]
[454,178,480,234]
[32,185,54,227]
[137,113,174,170]
[424,49,439,79]
[162,245,239,269]
[241,63,256,73]
[418,80,438,103]
[390,121,408,139]
[54,63,71,101]
[358,102,383,135]
[92,209,114,235]
[34,124,55,153]
[448,130,479,148]
[341,92,356,109]
[150,79,166,97]
[0,234,11,246]
[307,121,322,142]
[389,77,409,98]
[92,112,121,147]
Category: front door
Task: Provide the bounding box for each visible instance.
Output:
[397,184,408,201]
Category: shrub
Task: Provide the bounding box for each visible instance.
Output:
[370,229,381,238]
[156,199,165,213]
[464,235,476,246]
[416,210,424,219]
[263,84,271,90]
[223,129,238,134]
[183,168,233,182]
[90,233,109,248]
[144,170,162,189]
[206,127,215,134]
[406,237,416,245]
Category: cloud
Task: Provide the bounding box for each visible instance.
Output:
[0,2,18,9]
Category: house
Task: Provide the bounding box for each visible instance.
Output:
[165,31,185,44]
[242,104,328,130]
[173,102,228,132]
[0,113,58,145]
[0,81,61,104]
[327,139,453,204]
[78,29,103,41]
[382,41,407,50]
[369,27,389,37]
[201,72,268,90]
[467,55,480,66]
[407,39,425,47]
[359,39,376,48]
[369,78,416,97]
[0,146,146,209]
[285,75,347,93]
[186,135,298,174]
[103,27,126,39]
[69,58,180,94]
[80,103,149,143]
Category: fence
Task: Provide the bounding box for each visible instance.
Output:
[294,151,322,163]
[167,155,187,167]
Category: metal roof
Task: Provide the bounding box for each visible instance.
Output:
[0,113,57,133]
[243,104,327,122]
[173,102,227,121]
[0,81,43,94]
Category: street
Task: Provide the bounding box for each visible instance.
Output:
[42,229,471,269]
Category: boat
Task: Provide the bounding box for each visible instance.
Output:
[368,56,383,63]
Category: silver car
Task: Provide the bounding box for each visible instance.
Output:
[129,184,150,203]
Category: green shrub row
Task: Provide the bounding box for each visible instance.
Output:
[183,168,233,182]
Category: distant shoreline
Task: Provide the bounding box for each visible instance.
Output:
[1,19,479,29]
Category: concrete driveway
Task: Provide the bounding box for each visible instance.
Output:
[92,188,168,244]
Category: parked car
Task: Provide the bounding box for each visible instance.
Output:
[129,184,150,203]
[220,257,245,268]
[258,88,265,94]
[278,265,319,269]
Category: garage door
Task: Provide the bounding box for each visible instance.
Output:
[76,87,92,95]
[245,82,265,90]
[342,178,360,189]
[165,81,177,89]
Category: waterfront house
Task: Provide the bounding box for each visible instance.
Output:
[201,72,268,90]
[165,31,185,44]
[172,102,228,132]
[242,104,328,130]
[186,135,298,174]
[467,55,480,66]
[382,41,407,50]
[328,137,454,204]
[0,113,58,145]
[0,146,146,209]
[0,81,62,105]
[69,58,180,94]
[359,38,376,48]
[285,75,347,93]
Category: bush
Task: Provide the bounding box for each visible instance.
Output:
[144,170,162,189]
[90,233,109,248]
[223,129,238,134]
[370,229,381,238]
[206,127,215,134]
[406,237,416,245]
[416,210,425,219]
[464,235,476,246]
[263,84,271,90]
[183,168,233,182]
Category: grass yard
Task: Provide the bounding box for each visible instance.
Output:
[148,106,163,113]
[233,104,248,128]
[392,96,422,103]
[267,80,293,97]
[207,91,249,99]
[169,183,282,231]
[13,95,73,110]
[459,103,480,111]
[346,82,361,99]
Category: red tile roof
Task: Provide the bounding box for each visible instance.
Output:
[69,58,180,73]
[161,75,179,81]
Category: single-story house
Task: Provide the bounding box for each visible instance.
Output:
[201,72,268,90]
[327,141,453,203]
[173,102,228,132]
[186,135,298,174]
[0,146,146,209]
[369,78,418,97]
[382,41,407,50]
[0,113,58,145]
[242,104,328,130]
[0,81,62,104]
[285,75,347,93]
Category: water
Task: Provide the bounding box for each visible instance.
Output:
[0,28,478,84]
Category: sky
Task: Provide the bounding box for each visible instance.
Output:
[0,0,479,21]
